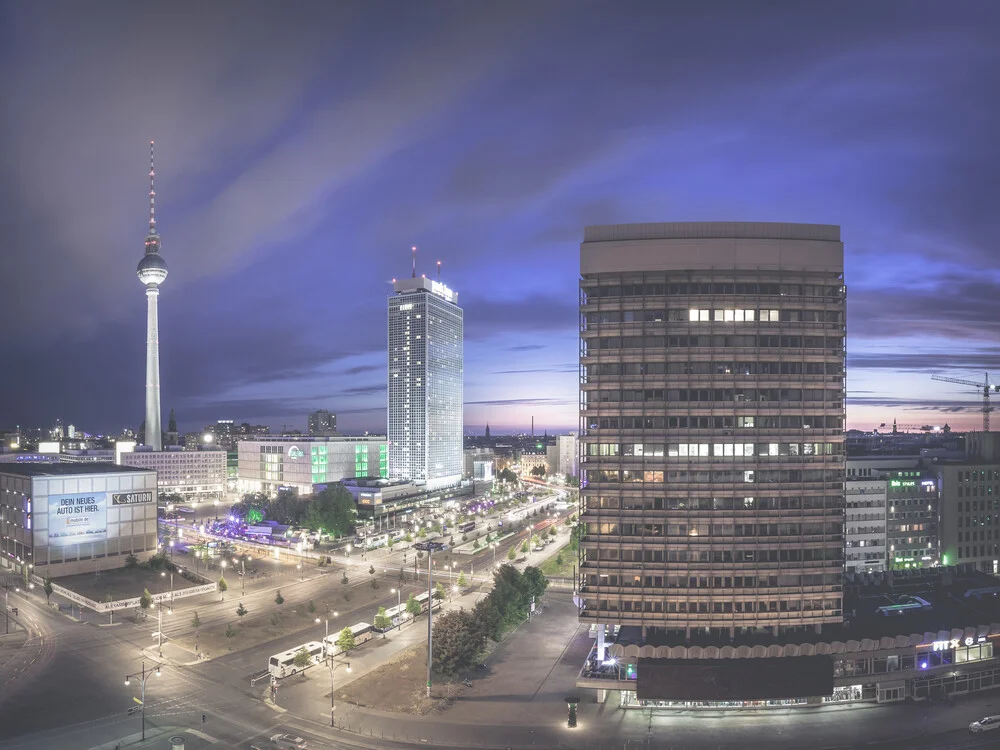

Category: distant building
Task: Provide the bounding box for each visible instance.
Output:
[237,436,388,496]
[845,459,888,572]
[308,410,337,437]
[0,463,158,577]
[387,275,463,491]
[463,447,494,478]
[518,450,548,475]
[119,446,227,500]
[546,433,579,478]
[937,432,1000,574]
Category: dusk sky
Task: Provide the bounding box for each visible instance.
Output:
[1,1,998,436]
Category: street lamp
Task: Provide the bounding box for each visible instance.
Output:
[327,658,351,727]
[413,540,446,698]
[156,601,172,657]
[316,610,339,649]
[160,571,174,606]
[124,661,161,740]
[4,581,20,635]
[297,563,303,581]
[390,587,402,629]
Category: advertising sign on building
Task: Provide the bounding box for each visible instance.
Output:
[48,492,107,546]
[111,491,154,505]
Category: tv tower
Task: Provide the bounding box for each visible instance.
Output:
[136,141,168,450]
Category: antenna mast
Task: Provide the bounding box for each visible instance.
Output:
[149,140,156,232]
[411,246,417,278]
[437,260,441,281]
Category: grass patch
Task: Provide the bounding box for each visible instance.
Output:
[337,642,461,714]
[538,542,576,579]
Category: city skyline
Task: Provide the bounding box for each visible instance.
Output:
[0,2,998,435]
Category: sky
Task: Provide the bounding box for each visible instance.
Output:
[0,0,998,437]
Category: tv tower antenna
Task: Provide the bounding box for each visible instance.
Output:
[149,140,156,232]
[437,260,441,281]
[411,245,417,278]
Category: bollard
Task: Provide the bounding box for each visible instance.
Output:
[169,735,185,750]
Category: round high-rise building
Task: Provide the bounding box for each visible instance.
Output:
[139,141,166,451]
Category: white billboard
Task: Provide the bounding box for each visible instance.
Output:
[48,491,107,546]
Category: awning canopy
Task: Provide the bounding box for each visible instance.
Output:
[636,656,834,701]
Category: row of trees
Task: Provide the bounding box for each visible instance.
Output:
[229,483,358,538]
[431,564,547,676]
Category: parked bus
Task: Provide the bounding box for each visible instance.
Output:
[268,641,325,679]
[414,591,442,614]
[374,603,412,631]
[458,521,476,533]
[324,622,375,656]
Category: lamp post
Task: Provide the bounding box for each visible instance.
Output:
[316,610,339,652]
[156,601,172,657]
[161,571,174,606]
[390,587,402,629]
[327,658,351,727]
[413,541,446,698]
[4,581,20,635]
[125,661,161,741]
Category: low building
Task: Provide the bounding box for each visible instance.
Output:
[937,432,1000,575]
[0,463,158,577]
[518,451,548,476]
[119,446,227,501]
[237,436,388,495]
[547,433,579,479]
[578,566,1000,710]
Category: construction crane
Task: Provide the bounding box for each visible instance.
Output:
[930,372,1000,432]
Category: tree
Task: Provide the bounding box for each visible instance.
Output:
[433,582,445,601]
[418,526,427,539]
[292,646,311,668]
[530,534,541,548]
[530,465,546,477]
[432,609,485,676]
[139,588,152,617]
[303,483,358,538]
[472,597,502,642]
[125,553,140,569]
[224,623,237,650]
[507,546,517,561]
[43,577,53,604]
[274,589,285,606]
[549,527,557,537]
[191,611,202,650]
[457,571,468,588]
[569,523,581,552]
[520,540,529,554]
[555,552,564,567]
[564,473,579,487]
[498,467,517,484]
[236,601,248,625]
[307,599,316,614]
[522,566,549,601]
[405,593,421,618]
[404,532,413,543]
[218,576,228,600]
[373,606,392,634]
[335,626,356,653]
[267,489,307,526]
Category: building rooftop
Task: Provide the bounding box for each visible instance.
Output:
[583,221,841,244]
[0,463,151,477]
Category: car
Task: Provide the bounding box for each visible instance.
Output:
[270,734,307,749]
[969,715,1000,733]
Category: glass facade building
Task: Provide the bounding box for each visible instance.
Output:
[578,222,847,646]
[388,277,463,491]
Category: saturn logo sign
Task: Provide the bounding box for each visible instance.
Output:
[287,446,304,459]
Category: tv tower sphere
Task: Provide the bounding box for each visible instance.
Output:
[137,234,168,286]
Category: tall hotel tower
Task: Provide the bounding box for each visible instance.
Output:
[136,141,168,451]
[388,269,463,491]
[578,222,846,652]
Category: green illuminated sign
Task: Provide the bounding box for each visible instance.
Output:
[247,508,263,524]
[890,480,916,488]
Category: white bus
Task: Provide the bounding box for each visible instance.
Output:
[414,591,442,614]
[324,622,375,656]
[268,640,325,679]
[375,602,413,631]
